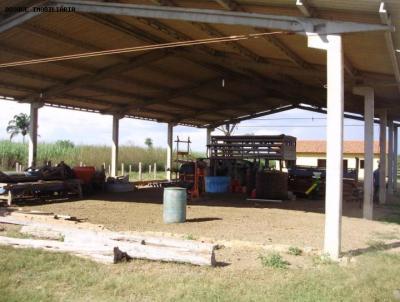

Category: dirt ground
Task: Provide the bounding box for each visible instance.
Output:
[6,187,400,257]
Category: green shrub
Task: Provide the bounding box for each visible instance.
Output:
[288,246,303,256]
[260,253,289,269]
[312,254,335,266]
[185,234,196,240]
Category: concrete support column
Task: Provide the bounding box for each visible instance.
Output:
[28,102,43,168]
[379,110,387,204]
[388,120,394,195]
[353,86,374,220]
[111,114,121,177]
[394,126,398,192]
[309,34,344,259]
[206,127,213,158]
[166,123,173,181]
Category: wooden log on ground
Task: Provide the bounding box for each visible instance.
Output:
[0,236,114,264]
[1,217,216,266]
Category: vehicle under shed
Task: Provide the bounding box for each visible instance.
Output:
[0,0,400,260]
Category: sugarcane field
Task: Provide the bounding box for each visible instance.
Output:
[1,1,400,301]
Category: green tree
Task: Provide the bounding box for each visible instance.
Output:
[144,137,153,149]
[55,140,75,149]
[6,113,30,143]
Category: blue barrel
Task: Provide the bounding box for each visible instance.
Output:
[205,176,230,193]
[163,187,187,223]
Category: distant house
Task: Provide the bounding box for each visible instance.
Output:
[296,140,381,179]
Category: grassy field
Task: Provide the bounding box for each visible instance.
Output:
[127,171,168,181]
[0,246,399,302]
[0,140,204,172]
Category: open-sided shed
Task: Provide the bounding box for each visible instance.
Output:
[0,0,399,259]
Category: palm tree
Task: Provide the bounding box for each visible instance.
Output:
[6,113,30,143]
[144,137,153,149]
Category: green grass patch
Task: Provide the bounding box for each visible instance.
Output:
[184,234,196,241]
[0,229,34,240]
[0,140,205,172]
[312,254,335,266]
[260,253,289,269]
[372,231,399,240]
[0,226,64,242]
[288,246,303,256]
[366,240,387,251]
[379,213,400,225]
[1,247,400,301]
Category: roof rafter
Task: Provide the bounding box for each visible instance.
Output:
[296,0,313,18]
[215,0,242,11]
[0,80,215,124]
[175,94,295,124]
[0,0,47,34]
[150,0,266,63]
[0,80,174,120]
[379,1,400,93]
[19,50,169,102]
[0,42,95,74]
[208,104,297,128]
[295,0,358,78]
[17,21,238,109]
[214,0,312,69]
[78,14,265,103]
[49,1,390,34]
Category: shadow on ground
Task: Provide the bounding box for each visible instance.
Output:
[5,187,400,222]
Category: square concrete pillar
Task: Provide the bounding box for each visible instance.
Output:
[353,86,374,220]
[206,128,213,158]
[379,110,387,204]
[111,114,122,177]
[166,123,173,181]
[388,120,394,195]
[394,126,398,192]
[309,34,344,260]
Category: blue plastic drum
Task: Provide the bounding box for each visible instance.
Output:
[163,187,187,223]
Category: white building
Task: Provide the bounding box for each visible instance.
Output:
[296,140,381,180]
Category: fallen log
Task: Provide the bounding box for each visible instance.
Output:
[0,217,216,266]
[0,236,114,264]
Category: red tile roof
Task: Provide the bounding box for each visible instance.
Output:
[296,140,381,155]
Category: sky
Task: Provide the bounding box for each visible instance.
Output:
[0,99,385,152]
